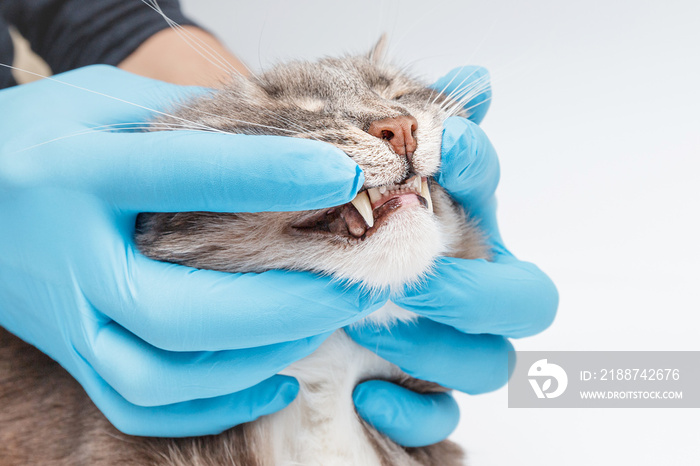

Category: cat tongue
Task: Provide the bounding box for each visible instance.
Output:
[340,204,367,238]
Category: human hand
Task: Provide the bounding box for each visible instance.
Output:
[118,25,249,86]
[0,65,388,437]
[348,66,559,447]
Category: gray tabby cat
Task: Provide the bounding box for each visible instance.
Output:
[0,41,489,465]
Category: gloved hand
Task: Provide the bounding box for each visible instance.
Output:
[348,66,559,447]
[0,65,388,437]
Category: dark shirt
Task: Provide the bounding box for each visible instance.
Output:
[0,0,194,89]
[0,14,14,88]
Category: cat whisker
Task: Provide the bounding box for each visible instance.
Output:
[437,77,491,116]
[441,85,491,115]
[154,84,322,140]
[229,98,317,135]
[15,123,221,153]
[395,53,462,76]
[460,95,492,115]
[174,112,304,135]
[159,96,317,138]
[140,0,249,78]
[426,69,490,118]
[427,67,481,109]
[437,73,490,110]
[2,62,312,147]
[89,122,225,133]
[384,0,444,61]
[442,77,488,107]
[262,112,318,139]
[0,63,231,135]
[447,78,491,106]
[444,93,493,119]
[442,92,488,118]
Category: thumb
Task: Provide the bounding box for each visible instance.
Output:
[353,380,460,447]
[431,66,492,124]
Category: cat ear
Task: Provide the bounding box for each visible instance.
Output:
[368,34,388,64]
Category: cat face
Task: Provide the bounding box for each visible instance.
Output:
[137,55,477,290]
[254,57,449,187]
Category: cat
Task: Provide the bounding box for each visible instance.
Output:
[0,39,490,465]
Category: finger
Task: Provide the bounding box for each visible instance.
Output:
[353,380,460,447]
[431,66,492,124]
[46,130,363,213]
[45,65,210,121]
[393,255,559,338]
[87,251,389,352]
[28,66,364,212]
[438,116,500,230]
[77,361,300,437]
[79,319,329,406]
[347,319,514,393]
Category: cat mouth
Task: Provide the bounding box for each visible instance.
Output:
[291,175,433,240]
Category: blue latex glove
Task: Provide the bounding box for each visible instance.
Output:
[348,66,559,447]
[0,65,388,437]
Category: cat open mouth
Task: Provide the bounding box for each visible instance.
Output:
[291,175,433,240]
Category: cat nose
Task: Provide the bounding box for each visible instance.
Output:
[368,115,418,161]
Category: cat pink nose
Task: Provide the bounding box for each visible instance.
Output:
[368,115,418,161]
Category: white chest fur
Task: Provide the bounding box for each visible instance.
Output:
[267,302,412,465]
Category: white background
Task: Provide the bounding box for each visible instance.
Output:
[180,1,700,464]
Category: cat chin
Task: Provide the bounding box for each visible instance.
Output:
[323,206,446,290]
[354,301,418,327]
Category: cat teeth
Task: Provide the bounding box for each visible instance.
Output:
[366,176,432,213]
[421,179,433,213]
[367,187,382,204]
[411,175,422,191]
[350,191,374,227]
[368,176,422,199]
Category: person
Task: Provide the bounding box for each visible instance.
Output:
[0,0,558,447]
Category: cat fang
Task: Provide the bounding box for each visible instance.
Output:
[293,175,433,240]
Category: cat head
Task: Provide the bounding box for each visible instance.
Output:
[137,44,483,290]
